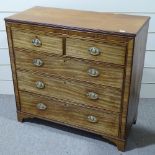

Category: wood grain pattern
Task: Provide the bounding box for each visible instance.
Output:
[17,71,122,113]
[5,6,149,35]
[5,7,150,151]
[5,23,21,110]
[7,22,131,46]
[119,39,134,139]
[14,48,124,89]
[11,28,63,55]
[19,91,119,137]
[66,38,126,65]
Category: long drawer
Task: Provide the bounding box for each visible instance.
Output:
[19,91,120,137]
[17,71,122,112]
[14,48,124,89]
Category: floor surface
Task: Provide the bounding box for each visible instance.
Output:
[0,95,155,155]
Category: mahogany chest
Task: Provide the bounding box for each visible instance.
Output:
[5,7,149,151]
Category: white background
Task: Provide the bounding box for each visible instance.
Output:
[0,0,155,98]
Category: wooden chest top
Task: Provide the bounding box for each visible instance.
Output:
[5,6,149,36]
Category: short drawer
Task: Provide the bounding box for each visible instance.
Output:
[66,38,126,65]
[17,71,122,112]
[15,48,124,89]
[19,91,119,137]
[11,28,63,55]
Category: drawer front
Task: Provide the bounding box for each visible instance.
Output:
[19,91,119,137]
[17,71,122,112]
[66,38,126,65]
[11,28,63,55]
[15,48,124,89]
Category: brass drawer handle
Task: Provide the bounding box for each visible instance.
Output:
[32,38,42,47]
[87,115,98,123]
[88,68,99,77]
[32,59,44,67]
[36,81,45,89]
[36,103,47,110]
[87,92,98,100]
[88,47,100,56]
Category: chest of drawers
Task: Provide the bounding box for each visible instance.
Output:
[5,6,149,151]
